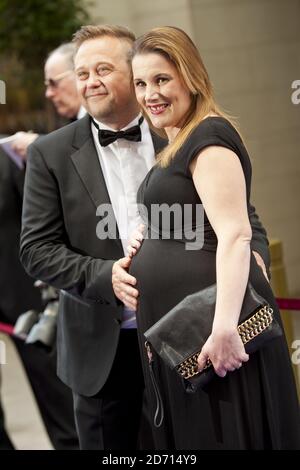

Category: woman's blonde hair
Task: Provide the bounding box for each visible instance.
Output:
[132,26,238,167]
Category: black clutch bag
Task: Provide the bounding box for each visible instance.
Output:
[144,283,282,396]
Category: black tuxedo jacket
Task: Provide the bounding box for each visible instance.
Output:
[0,148,42,324]
[20,114,270,396]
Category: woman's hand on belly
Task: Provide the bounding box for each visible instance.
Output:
[127,224,145,258]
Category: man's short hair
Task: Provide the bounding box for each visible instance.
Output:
[72,25,136,63]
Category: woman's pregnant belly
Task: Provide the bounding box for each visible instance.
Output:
[130,238,217,308]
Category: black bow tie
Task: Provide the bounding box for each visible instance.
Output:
[91,116,143,147]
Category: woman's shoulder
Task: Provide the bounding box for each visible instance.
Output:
[178,116,249,175]
[185,115,246,158]
[191,116,241,144]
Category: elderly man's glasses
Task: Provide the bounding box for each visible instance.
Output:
[44,70,73,89]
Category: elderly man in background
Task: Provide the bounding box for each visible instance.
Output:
[11,43,85,159]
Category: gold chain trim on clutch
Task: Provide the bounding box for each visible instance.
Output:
[176,305,274,380]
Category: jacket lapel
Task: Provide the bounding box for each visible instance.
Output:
[70,116,121,244]
[71,137,110,209]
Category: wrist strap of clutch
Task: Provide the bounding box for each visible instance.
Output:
[145,341,164,428]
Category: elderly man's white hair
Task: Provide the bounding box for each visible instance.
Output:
[46,43,76,70]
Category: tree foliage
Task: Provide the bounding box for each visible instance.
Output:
[0,0,91,133]
[0,0,90,67]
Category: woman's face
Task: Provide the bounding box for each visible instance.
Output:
[132,52,192,139]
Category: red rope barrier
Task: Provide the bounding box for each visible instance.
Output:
[0,298,300,337]
[0,321,14,336]
[276,298,300,311]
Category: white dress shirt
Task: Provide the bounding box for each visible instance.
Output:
[91,115,155,328]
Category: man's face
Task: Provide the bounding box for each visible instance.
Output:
[44,53,81,119]
[74,36,138,129]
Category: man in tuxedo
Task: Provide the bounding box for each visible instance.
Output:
[0,145,79,449]
[20,25,270,450]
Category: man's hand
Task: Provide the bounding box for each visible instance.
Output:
[11,131,39,160]
[252,250,269,281]
[112,257,139,310]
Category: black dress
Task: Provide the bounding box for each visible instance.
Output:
[130,117,300,450]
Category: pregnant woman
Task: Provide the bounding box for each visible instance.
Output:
[129,26,300,450]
